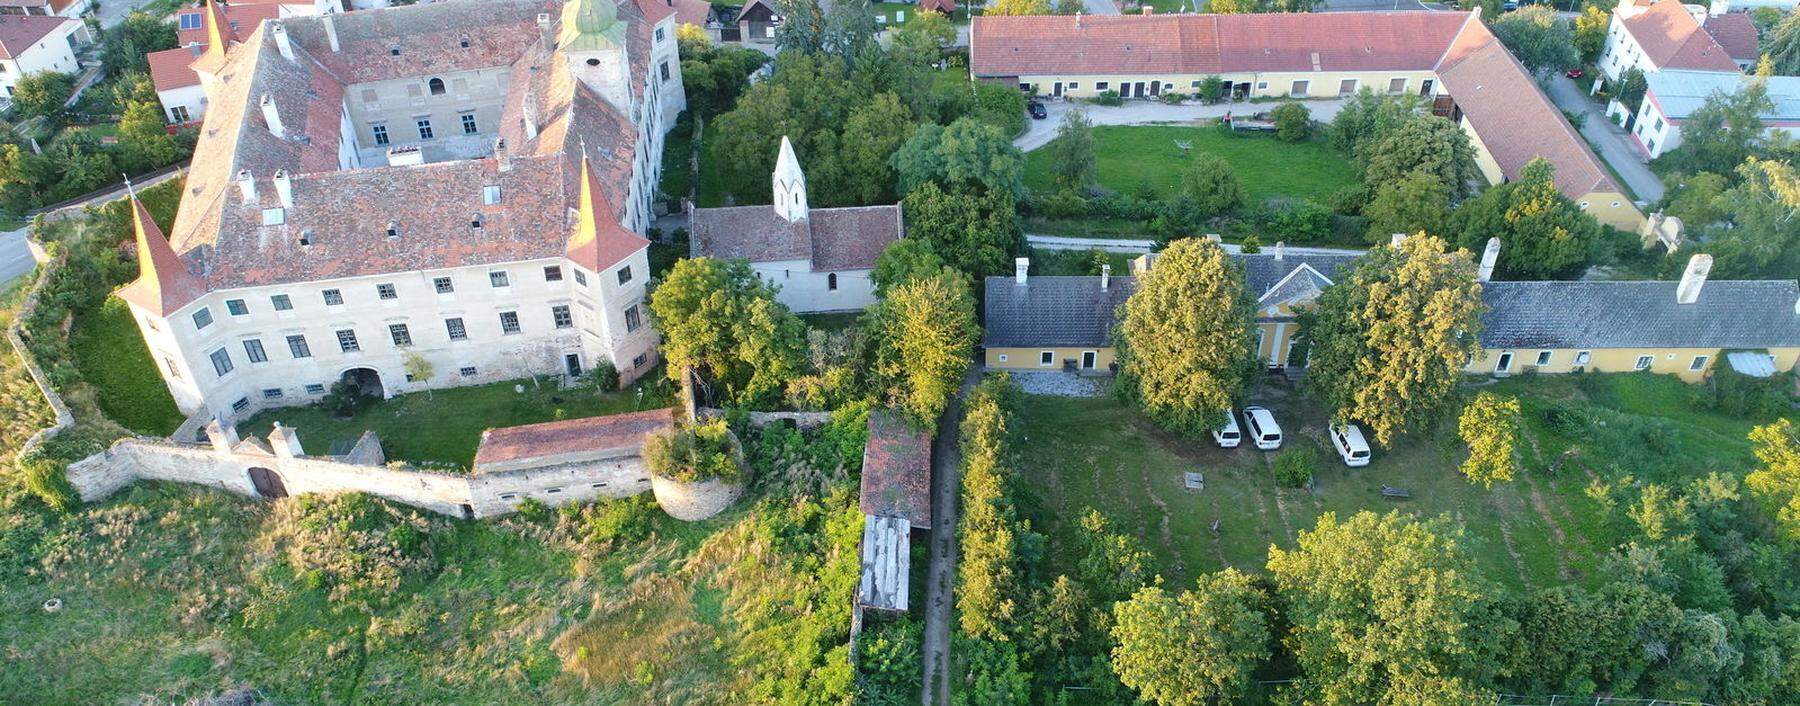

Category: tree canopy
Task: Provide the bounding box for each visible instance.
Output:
[893,117,1027,199]
[900,181,1024,279]
[1111,570,1271,705]
[1358,114,1480,199]
[1670,80,1774,176]
[1116,237,1258,436]
[871,268,980,426]
[1048,107,1097,192]
[647,257,807,408]
[1458,391,1521,488]
[1362,171,1450,245]
[1701,157,1800,278]
[1489,6,1580,76]
[1449,158,1602,280]
[1180,153,1248,217]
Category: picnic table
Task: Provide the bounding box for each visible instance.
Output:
[1380,485,1411,499]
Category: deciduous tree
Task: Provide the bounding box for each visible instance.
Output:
[985,0,1052,15]
[1746,419,1800,547]
[891,9,956,62]
[1179,152,1247,216]
[1672,80,1774,176]
[1489,6,1580,76]
[870,237,947,296]
[1458,391,1521,488]
[1300,234,1483,446]
[1358,114,1480,198]
[1270,101,1312,143]
[11,71,74,122]
[648,257,807,408]
[1329,88,1422,154]
[1047,108,1098,192]
[100,12,177,76]
[1698,157,1800,278]
[872,269,979,426]
[1116,237,1258,436]
[1111,569,1271,706]
[837,93,918,205]
[1768,9,1800,75]
[1574,5,1610,63]
[958,375,1030,640]
[900,181,1024,278]
[893,117,1026,198]
[1362,171,1450,244]
[1449,158,1601,280]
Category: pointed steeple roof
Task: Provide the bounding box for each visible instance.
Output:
[566,151,650,272]
[190,0,234,76]
[117,193,207,317]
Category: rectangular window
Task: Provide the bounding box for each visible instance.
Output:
[170,105,191,123]
[243,339,268,363]
[461,112,478,134]
[337,329,360,353]
[499,311,521,335]
[483,185,502,204]
[616,265,633,285]
[271,294,293,311]
[632,352,649,368]
[1096,81,1109,90]
[210,348,233,376]
[660,61,671,82]
[262,388,283,400]
[624,305,642,332]
[1635,355,1654,370]
[226,299,249,316]
[446,317,467,341]
[1290,80,1310,97]
[1574,350,1592,365]
[1338,78,1357,95]
[305,383,326,394]
[286,334,311,358]
[1040,351,1054,366]
[1690,355,1709,371]
[1388,77,1406,94]
[232,397,250,413]
[655,26,665,42]
[416,118,434,140]
[544,265,563,282]
[179,12,202,29]
[322,289,343,306]
[389,323,412,347]
[192,307,214,330]
[371,123,389,146]
[460,366,477,377]
[489,271,509,288]
[573,269,588,286]
[552,305,573,329]
[377,283,397,300]
[434,276,454,294]
[1534,351,1552,366]
[1653,117,1663,132]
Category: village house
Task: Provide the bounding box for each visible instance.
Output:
[148,1,284,125]
[0,14,82,98]
[1597,0,1742,82]
[117,0,687,426]
[857,409,932,616]
[0,0,86,22]
[967,10,1645,231]
[1617,69,1800,158]
[687,136,904,314]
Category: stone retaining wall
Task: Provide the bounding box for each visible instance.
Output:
[651,475,744,521]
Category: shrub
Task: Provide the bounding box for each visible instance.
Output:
[1272,447,1317,488]
[568,494,661,547]
[1708,356,1792,419]
[1326,184,1370,216]
[1239,234,1262,254]
[1092,90,1123,107]
[1160,91,1186,105]
[583,360,621,393]
[1197,76,1226,104]
[272,492,440,611]
[643,417,745,484]
[1270,102,1312,143]
[1264,201,1334,243]
[1181,153,1247,217]
[15,450,78,513]
[321,380,369,418]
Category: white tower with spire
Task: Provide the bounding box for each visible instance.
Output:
[772,135,808,223]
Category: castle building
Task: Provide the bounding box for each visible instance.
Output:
[118,0,686,425]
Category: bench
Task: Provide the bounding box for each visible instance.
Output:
[1380,485,1411,499]
[1184,472,1204,490]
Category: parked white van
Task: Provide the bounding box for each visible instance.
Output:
[1330,424,1371,467]
[1213,409,1242,448]
[1241,406,1283,450]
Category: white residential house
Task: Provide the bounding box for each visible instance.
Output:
[1597,0,1739,83]
[1624,70,1800,158]
[687,136,905,314]
[0,15,81,98]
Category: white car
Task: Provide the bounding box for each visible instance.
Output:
[1212,409,1242,448]
[1241,406,1283,450]
[1330,423,1372,467]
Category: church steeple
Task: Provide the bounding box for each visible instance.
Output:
[772,136,808,223]
[566,150,650,272]
[557,0,632,114]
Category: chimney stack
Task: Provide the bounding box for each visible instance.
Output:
[205,419,238,457]
[1131,253,1156,275]
[1014,257,1029,285]
[1100,263,1111,291]
[272,169,293,208]
[1075,11,1082,28]
[494,138,510,172]
[1478,237,1501,282]
[1676,253,1713,304]
[538,12,553,51]
[522,101,539,140]
[269,422,305,459]
[1274,241,1285,261]
[236,169,257,201]
[323,11,340,51]
[260,94,284,138]
[1390,233,1407,247]
[271,22,294,60]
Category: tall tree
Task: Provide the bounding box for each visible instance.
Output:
[1267,511,1510,705]
[1111,570,1271,706]
[893,117,1026,198]
[1362,171,1450,245]
[836,93,918,205]
[1674,79,1774,176]
[1573,5,1611,63]
[648,258,808,408]
[1489,6,1580,76]
[11,71,74,123]
[1300,234,1483,446]
[1330,89,1423,154]
[870,237,948,296]
[901,181,1024,278]
[872,269,980,427]
[890,8,956,62]
[1179,153,1248,217]
[100,12,177,76]
[1358,114,1480,198]
[1458,392,1521,488]
[1449,158,1602,280]
[117,100,182,174]
[1746,419,1800,548]
[1768,9,1800,75]
[985,0,1052,15]
[957,375,1030,640]
[1048,107,1097,191]
[1116,237,1258,436]
[1704,157,1800,278]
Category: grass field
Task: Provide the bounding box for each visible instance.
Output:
[236,377,672,469]
[68,297,184,436]
[1011,373,1789,592]
[1023,125,1359,204]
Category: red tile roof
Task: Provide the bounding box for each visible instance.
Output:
[921,0,954,14]
[567,151,652,272]
[970,11,1471,78]
[176,3,279,46]
[1703,12,1759,64]
[669,0,711,26]
[0,14,74,60]
[689,204,903,271]
[631,0,674,24]
[117,196,208,317]
[148,45,203,92]
[860,409,932,528]
[473,407,675,468]
[1621,0,1739,72]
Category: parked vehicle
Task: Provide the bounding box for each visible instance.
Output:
[1565,68,1583,80]
[1213,409,1242,448]
[1028,101,1047,120]
[1329,424,1371,467]
[1241,406,1283,450]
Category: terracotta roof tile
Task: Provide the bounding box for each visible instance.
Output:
[148,45,203,92]
[669,0,711,26]
[860,409,932,528]
[0,14,74,60]
[117,197,208,316]
[176,3,278,46]
[473,407,675,468]
[689,204,902,271]
[1703,12,1759,63]
[1621,0,1739,71]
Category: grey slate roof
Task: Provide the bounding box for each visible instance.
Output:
[688,204,903,271]
[982,275,1137,348]
[1238,253,1359,297]
[1479,280,1800,349]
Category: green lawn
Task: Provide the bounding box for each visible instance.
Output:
[1010,373,1787,592]
[235,377,673,469]
[1024,125,1359,204]
[68,297,183,436]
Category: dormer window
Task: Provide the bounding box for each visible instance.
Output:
[458,35,471,48]
[470,214,482,229]
[482,185,502,204]
[386,221,399,239]
[428,77,445,96]
[388,45,402,56]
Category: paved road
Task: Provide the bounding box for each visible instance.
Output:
[1319,0,1434,10]
[1543,74,1666,204]
[920,369,979,706]
[0,229,36,286]
[1016,97,1350,151]
[1027,233,1365,255]
[95,0,166,28]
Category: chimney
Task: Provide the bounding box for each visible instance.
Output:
[538,12,553,51]
[269,422,305,459]
[386,145,424,167]
[1014,257,1029,285]
[1478,237,1501,282]
[1274,241,1285,261]
[1676,253,1713,304]
[1100,263,1111,291]
[272,169,293,208]
[494,138,510,172]
[522,101,539,140]
[322,11,340,51]
[260,94,284,138]
[236,169,257,201]
[1390,233,1407,247]
[205,419,239,457]
[1130,253,1156,275]
[1075,11,1082,28]
[271,22,294,60]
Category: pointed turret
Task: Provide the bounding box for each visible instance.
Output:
[772,136,808,223]
[117,195,206,318]
[566,152,650,273]
[190,0,235,82]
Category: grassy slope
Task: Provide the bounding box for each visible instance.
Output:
[1023,125,1358,204]
[235,378,670,469]
[68,297,184,436]
[1011,374,1787,592]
